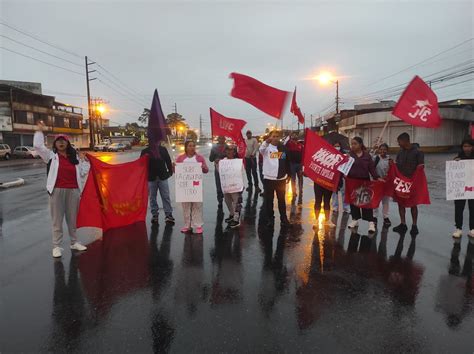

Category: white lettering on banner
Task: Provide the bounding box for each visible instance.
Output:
[219,159,244,194]
[175,162,203,202]
[311,148,344,169]
[408,99,432,122]
[393,177,412,193]
[446,160,474,200]
[219,119,234,132]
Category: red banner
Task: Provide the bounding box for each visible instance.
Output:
[302,128,348,192]
[392,75,441,128]
[210,108,247,158]
[345,178,386,208]
[229,72,290,119]
[385,163,431,207]
[291,88,305,124]
[77,154,149,232]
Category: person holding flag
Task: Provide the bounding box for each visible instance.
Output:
[373,143,392,227]
[175,140,209,234]
[222,145,244,229]
[209,136,229,208]
[244,130,261,193]
[285,131,304,204]
[392,133,424,236]
[34,121,89,258]
[347,137,382,233]
[259,130,292,228]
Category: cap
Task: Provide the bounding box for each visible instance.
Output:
[54,134,70,142]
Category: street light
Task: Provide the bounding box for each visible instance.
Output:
[315,71,339,114]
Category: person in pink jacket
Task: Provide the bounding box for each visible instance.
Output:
[175,140,209,234]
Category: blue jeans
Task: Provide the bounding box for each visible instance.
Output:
[148,179,173,217]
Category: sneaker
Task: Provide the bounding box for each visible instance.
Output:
[324,220,336,228]
[368,222,376,233]
[195,227,203,234]
[383,218,392,227]
[52,247,63,258]
[151,215,159,224]
[393,223,408,233]
[410,225,419,236]
[469,229,474,238]
[70,242,87,251]
[225,215,234,223]
[343,209,350,214]
[165,215,175,225]
[180,227,191,233]
[348,219,359,229]
[452,228,462,238]
[229,220,241,229]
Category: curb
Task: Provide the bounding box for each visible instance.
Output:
[0,178,25,189]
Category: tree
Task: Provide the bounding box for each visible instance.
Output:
[138,108,150,124]
[166,112,188,136]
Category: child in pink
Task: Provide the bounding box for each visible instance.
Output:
[175,140,209,234]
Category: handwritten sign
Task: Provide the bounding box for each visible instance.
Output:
[219,159,244,194]
[446,160,474,200]
[175,162,203,202]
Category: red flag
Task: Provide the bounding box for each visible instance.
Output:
[77,154,149,232]
[392,75,441,128]
[229,72,290,119]
[345,178,385,208]
[210,108,247,158]
[290,87,305,124]
[235,133,247,159]
[385,163,431,207]
[302,128,348,192]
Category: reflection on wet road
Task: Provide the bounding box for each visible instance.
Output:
[1,151,473,352]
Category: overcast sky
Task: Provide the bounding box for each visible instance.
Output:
[1,0,473,133]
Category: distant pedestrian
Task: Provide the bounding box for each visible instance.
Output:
[393,133,424,236]
[260,130,291,228]
[244,130,261,192]
[221,145,243,229]
[209,136,228,208]
[285,132,304,204]
[34,121,89,258]
[176,140,209,234]
[373,143,391,227]
[331,142,350,213]
[452,138,474,239]
[141,143,175,225]
[347,137,381,234]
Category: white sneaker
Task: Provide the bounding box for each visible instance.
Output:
[469,229,474,238]
[52,247,63,258]
[452,229,463,238]
[70,242,87,251]
[325,220,336,228]
[348,219,359,229]
[368,222,376,233]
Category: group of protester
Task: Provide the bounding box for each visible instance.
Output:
[34,121,474,259]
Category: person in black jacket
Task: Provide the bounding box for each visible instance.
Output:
[141,145,175,225]
[452,138,474,239]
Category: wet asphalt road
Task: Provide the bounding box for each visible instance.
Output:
[0,148,473,353]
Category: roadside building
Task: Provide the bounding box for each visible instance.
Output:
[327,99,474,151]
[0,82,88,149]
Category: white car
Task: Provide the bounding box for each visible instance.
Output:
[12,146,39,159]
[94,143,109,152]
[0,144,11,160]
[108,143,126,152]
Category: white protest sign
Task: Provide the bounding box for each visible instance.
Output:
[337,156,355,176]
[175,162,203,202]
[446,160,474,200]
[219,158,244,194]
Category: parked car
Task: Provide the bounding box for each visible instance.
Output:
[12,146,39,159]
[123,142,132,150]
[108,143,126,152]
[0,144,11,160]
[94,143,109,152]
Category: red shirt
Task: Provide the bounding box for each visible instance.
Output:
[55,154,79,189]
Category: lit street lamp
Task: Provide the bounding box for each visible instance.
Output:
[316,71,341,130]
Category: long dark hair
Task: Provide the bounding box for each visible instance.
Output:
[184,140,196,156]
[352,136,366,151]
[53,137,79,165]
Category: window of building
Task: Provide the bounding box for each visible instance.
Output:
[69,118,80,129]
[27,112,34,125]
[54,116,64,128]
[64,118,70,128]
[14,111,28,124]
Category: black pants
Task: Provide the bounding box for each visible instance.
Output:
[455,199,474,229]
[214,170,223,203]
[264,179,288,222]
[245,157,259,187]
[258,162,264,186]
[314,184,332,218]
[350,204,374,222]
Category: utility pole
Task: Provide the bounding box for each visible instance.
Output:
[336,80,340,114]
[85,56,96,149]
[310,114,313,128]
[173,103,178,114]
[199,114,203,139]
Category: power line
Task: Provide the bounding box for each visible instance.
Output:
[96,70,149,106]
[0,46,84,76]
[0,34,83,67]
[96,78,147,109]
[0,20,82,58]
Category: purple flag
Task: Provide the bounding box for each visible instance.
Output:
[148,89,169,158]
